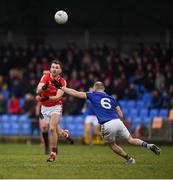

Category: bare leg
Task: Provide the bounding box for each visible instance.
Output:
[47,113,60,162]
[109,142,131,160]
[93,125,101,136]
[39,119,49,154]
[127,135,160,155]
[127,135,147,146]
[57,126,63,136]
[109,142,136,164]
[85,123,93,145]
[49,113,59,149]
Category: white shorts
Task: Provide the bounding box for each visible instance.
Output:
[85,115,99,126]
[101,119,130,143]
[41,105,62,124]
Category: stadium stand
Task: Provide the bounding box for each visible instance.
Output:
[0,42,172,140]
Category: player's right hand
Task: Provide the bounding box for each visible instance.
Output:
[42,81,49,91]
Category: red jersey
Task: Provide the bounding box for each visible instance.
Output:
[39,72,66,107]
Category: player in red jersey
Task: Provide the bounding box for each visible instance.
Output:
[36,70,73,155]
[36,60,71,162]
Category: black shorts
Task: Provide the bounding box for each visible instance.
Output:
[39,113,44,120]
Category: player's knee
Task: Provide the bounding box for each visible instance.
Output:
[42,126,47,132]
[127,136,134,144]
[109,143,115,149]
[49,126,57,133]
[57,130,63,136]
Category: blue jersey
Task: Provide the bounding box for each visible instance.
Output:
[86,92,119,124]
[85,99,95,115]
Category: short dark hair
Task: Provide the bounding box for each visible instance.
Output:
[94,81,105,90]
[51,59,63,69]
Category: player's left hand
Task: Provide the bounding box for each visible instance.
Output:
[52,80,62,89]
[42,81,49,91]
[40,96,49,102]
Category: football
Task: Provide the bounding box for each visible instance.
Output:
[54,10,68,24]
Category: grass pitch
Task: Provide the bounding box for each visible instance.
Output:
[0,143,172,179]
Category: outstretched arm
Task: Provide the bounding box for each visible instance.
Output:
[38,89,64,102]
[61,86,87,99]
[48,89,64,101]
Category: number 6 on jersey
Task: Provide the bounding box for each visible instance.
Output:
[101,98,111,109]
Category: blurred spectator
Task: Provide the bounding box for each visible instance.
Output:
[9,78,25,97]
[24,94,36,116]
[24,93,39,136]
[63,96,84,115]
[155,72,165,91]
[25,79,37,95]
[112,74,127,99]
[84,99,100,145]
[0,75,9,99]
[0,42,172,114]
[40,57,50,71]
[8,95,21,114]
[169,85,173,108]
[149,90,163,109]
[144,72,155,91]
[125,83,138,99]
[161,90,170,108]
[0,94,6,114]
[83,88,101,145]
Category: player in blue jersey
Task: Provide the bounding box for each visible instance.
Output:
[53,81,160,164]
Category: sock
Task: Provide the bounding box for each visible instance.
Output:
[142,141,150,149]
[63,130,74,143]
[124,153,131,160]
[50,146,58,155]
[42,131,49,150]
[63,130,69,138]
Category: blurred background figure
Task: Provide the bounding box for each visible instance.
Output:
[125,83,138,100]
[24,93,39,136]
[8,94,21,114]
[83,88,102,145]
[0,94,7,114]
